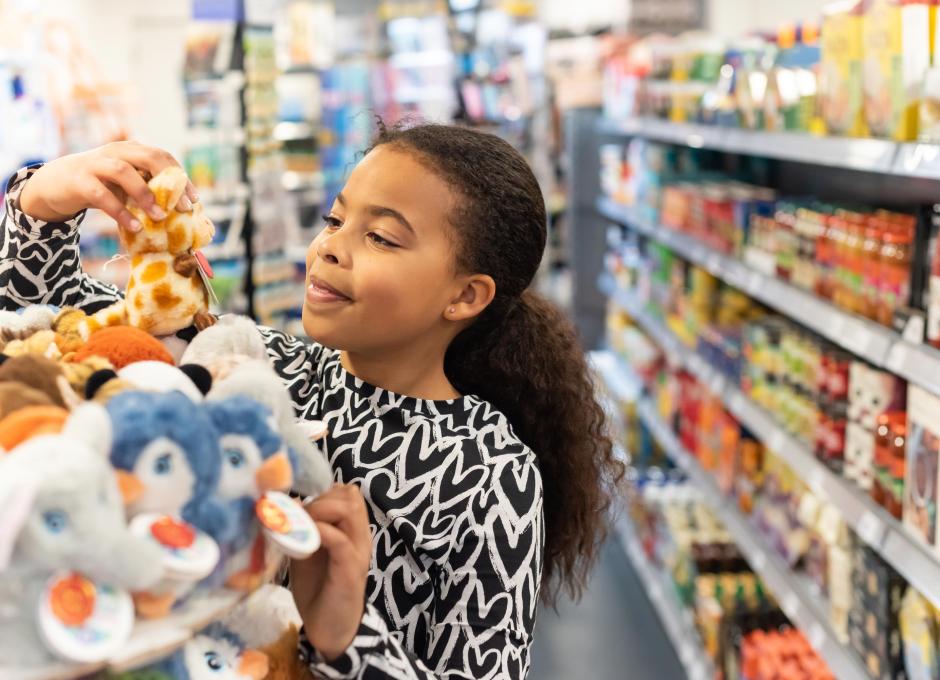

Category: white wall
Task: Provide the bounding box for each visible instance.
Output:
[707,0,830,38]
[39,0,191,161]
[538,0,629,33]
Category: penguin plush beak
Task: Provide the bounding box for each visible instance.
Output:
[255,452,292,494]
[115,470,146,506]
[238,649,270,680]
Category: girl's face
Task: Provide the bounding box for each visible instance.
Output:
[302,146,465,353]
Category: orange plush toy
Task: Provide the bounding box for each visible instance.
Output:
[70,326,175,370]
[0,405,69,451]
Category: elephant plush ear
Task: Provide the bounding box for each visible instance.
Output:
[0,458,39,570]
[61,401,113,458]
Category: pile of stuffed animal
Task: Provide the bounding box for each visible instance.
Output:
[0,168,332,680]
[0,306,331,679]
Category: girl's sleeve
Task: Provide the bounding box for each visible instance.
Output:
[299,456,545,680]
[0,165,123,313]
[257,325,333,417]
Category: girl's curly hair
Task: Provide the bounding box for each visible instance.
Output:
[369,122,624,604]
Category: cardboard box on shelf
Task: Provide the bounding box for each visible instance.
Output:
[861,0,932,141]
[820,0,867,136]
[904,384,940,552]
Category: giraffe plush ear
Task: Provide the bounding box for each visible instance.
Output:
[147,167,188,213]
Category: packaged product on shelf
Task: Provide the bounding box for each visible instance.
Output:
[849,542,908,680]
[904,384,940,550]
[862,0,932,141]
[899,588,940,680]
[763,24,821,133]
[873,412,908,519]
[820,0,867,136]
[845,361,906,490]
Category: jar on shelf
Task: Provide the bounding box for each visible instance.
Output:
[877,224,913,328]
[860,217,886,321]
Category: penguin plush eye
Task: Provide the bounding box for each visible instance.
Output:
[224,448,246,469]
[204,651,224,672]
[153,453,173,475]
[43,510,68,534]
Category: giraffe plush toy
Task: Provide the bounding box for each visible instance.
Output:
[82,167,217,338]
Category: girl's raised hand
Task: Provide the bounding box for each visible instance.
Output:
[290,483,371,661]
[18,141,198,233]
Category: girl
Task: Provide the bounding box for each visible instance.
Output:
[1,124,622,679]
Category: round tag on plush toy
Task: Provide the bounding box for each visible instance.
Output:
[130,514,220,581]
[38,571,134,663]
[256,491,321,559]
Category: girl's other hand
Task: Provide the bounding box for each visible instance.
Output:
[290,483,371,661]
[18,141,198,233]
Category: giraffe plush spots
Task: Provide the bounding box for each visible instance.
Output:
[82,167,217,338]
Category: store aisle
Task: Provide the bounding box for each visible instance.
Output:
[530,537,686,680]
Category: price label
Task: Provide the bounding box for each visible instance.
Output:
[782,592,800,619]
[726,392,745,415]
[750,549,767,572]
[856,511,886,548]
[768,429,786,453]
[886,344,909,374]
[746,272,763,294]
[808,623,826,651]
[808,467,826,495]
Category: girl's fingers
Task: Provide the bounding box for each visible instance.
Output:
[316,521,369,572]
[101,142,194,212]
[92,157,166,221]
[82,179,141,232]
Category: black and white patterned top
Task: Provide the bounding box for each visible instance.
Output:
[1,166,545,680]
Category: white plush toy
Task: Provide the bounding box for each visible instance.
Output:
[183,316,332,497]
[0,403,165,667]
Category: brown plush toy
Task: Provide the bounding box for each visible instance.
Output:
[0,384,56,420]
[70,326,175,370]
[0,355,81,410]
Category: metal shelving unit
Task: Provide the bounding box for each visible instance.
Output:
[596,347,869,677]
[614,516,714,680]
[597,117,940,180]
[599,275,940,616]
[597,197,940,401]
[631,396,869,680]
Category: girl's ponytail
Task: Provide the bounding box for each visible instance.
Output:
[445,290,622,602]
[369,122,623,603]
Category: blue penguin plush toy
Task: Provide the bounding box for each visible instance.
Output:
[203,395,296,590]
[106,390,233,545]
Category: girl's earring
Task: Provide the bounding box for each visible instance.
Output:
[448,307,456,314]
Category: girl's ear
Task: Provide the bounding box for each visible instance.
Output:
[446,274,496,322]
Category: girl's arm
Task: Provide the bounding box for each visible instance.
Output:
[1,166,123,312]
[298,457,545,680]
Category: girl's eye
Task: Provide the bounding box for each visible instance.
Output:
[43,510,68,534]
[154,453,172,475]
[322,214,342,229]
[367,232,399,248]
[204,652,224,672]
[225,448,245,468]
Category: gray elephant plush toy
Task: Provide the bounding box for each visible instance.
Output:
[0,402,165,668]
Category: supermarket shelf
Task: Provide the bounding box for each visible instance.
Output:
[8,590,243,680]
[597,197,940,399]
[597,117,940,180]
[599,274,940,617]
[201,243,245,261]
[633,397,869,680]
[589,350,642,403]
[614,517,714,680]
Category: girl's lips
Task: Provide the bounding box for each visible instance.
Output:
[307,277,352,305]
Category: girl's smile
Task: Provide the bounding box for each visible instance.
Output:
[306,276,352,306]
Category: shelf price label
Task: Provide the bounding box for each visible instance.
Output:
[782,592,800,620]
[856,511,886,548]
[808,623,826,651]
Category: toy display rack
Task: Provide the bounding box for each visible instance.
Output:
[593,349,870,680]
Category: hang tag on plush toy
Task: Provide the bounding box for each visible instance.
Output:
[256,491,321,559]
[193,249,221,307]
[299,419,328,442]
[130,514,220,581]
[38,571,134,662]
